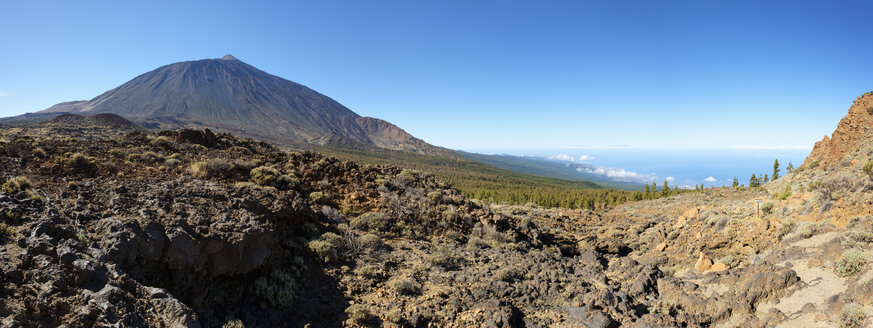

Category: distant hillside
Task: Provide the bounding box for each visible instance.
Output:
[317,146,667,209]
[34,55,446,155]
[456,151,644,190]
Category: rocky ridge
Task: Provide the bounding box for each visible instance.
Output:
[3,92,873,328]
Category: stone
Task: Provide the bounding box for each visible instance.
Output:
[655,242,667,252]
[695,252,712,273]
[703,262,729,274]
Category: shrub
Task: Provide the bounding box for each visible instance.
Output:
[385,308,403,323]
[760,202,775,215]
[65,153,96,174]
[839,304,867,328]
[250,166,297,190]
[426,247,458,270]
[773,185,792,200]
[108,148,126,158]
[648,299,676,316]
[150,136,176,149]
[864,161,873,180]
[390,278,420,295]
[188,159,232,178]
[835,249,867,277]
[777,220,796,241]
[31,147,47,158]
[0,223,14,235]
[164,158,182,168]
[1,177,31,193]
[495,267,523,282]
[359,233,382,250]
[308,232,344,263]
[253,269,299,308]
[221,320,245,328]
[141,151,163,164]
[350,212,390,232]
[309,191,327,204]
[345,304,376,326]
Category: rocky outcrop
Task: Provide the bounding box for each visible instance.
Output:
[804,92,873,169]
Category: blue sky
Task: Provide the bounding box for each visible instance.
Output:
[1,0,871,150]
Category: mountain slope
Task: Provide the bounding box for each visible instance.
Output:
[37,55,444,154]
[456,151,645,190]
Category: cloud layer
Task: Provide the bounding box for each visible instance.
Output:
[576,166,654,183]
[548,153,595,162]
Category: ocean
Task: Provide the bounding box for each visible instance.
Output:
[462,148,812,189]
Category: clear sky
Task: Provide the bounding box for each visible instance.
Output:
[1,0,871,150]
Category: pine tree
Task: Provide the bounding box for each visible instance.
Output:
[749,174,758,188]
[764,174,769,183]
[652,182,657,193]
[644,184,650,194]
[772,159,780,180]
[786,162,795,173]
[662,180,670,195]
[732,177,739,188]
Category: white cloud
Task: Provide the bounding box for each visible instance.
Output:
[578,155,594,161]
[730,145,812,150]
[665,176,674,182]
[705,176,717,182]
[548,154,573,161]
[576,166,655,182]
[678,185,696,190]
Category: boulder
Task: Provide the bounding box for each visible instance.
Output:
[694,252,712,273]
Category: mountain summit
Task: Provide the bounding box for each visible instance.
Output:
[39,56,440,153]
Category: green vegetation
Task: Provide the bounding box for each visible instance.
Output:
[648,299,676,316]
[863,161,873,180]
[317,146,687,209]
[1,176,31,193]
[773,185,791,200]
[835,249,867,277]
[250,166,297,190]
[390,278,420,295]
[839,304,868,328]
[749,174,760,188]
[189,159,232,178]
[772,159,780,180]
[150,136,176,149]
[760,202,774,215]
[221,320,245,328]
[345,304,376,326]
[308,232,344,263]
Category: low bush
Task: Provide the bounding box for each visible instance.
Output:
[221,320,245,328]
[65,152,96,174]
[648,299,676,316]
[150,136,176,149]
[390,278,420,295]
[350,212,390,233]
[835,249,867,277]
[250,166,297,190]
[839,304,867,328]
[189,159,232,178]
[309,191,327,204]
[345,304,376,326]
[253,269,299,308]
[760,202,775,215]
[864,161,873,180]
[773,185,792,200]
[308,232,344,263]
[495,267,523,282]
[31,147,47,158]
[1,177,31,194]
